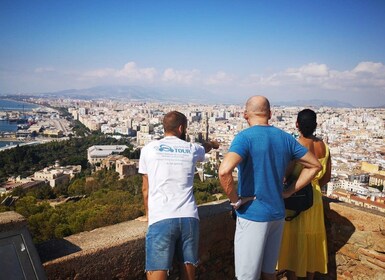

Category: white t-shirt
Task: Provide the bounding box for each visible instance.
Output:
[139,136,206,226]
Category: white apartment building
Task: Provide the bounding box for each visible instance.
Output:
[136,132,154,146]
[100,124,114,134]
[327,179,384,199]
[33,162,82,188]
[87,145,128,165]
[114,126,131,135]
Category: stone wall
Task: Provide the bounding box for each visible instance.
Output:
[323,198,385,280]
[37,200,236,280]
[1,198,384,279]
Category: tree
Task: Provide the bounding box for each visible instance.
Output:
[11,186,27,197]
[53,182,69,197]
[0,134,135,182]
[54,223,72,239]
[68,178,86,196]
[370,184,384,192]
[15,196,41,218]
[203,162,218,177]
[28,207,58,243]
[27,183,55,200]
[0,204,8,213]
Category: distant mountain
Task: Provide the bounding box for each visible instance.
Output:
[41,85,163,101]
[39,85,223,104]
[274,99,354,108]
[2,86,377,108]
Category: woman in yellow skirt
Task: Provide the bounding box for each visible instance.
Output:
[277,109,331,280]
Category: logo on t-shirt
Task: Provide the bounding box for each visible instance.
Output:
[156,144,191,154]
[158,144,175,152]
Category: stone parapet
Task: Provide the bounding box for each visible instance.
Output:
[0,211,26,232]
[38,200,235,280]
[1,198,384,279]
[323,198,385,280]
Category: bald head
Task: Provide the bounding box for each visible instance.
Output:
[245,95,271,117]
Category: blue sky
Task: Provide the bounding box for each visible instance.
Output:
[1,0,385,106]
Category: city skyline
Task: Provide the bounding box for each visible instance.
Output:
[1,0,385,107]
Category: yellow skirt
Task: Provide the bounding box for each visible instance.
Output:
[277,184,328,277]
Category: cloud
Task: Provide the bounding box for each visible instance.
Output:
[352,61,384,74]
[81,62,204,86]
[243,62,385,92]
[68,60,385,106]
[116,62,157,81]
[3,59,385,106]
[286,63,330,78]
[329,62,385,90]
[206,71,235,85]
[34,67,55,73]
[82,62,157,82]
[161,68,200,84]
[83,68,115,78]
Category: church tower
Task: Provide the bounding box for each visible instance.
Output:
[202,112,209,142]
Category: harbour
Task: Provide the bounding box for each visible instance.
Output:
[0,99,55,150]
[0,140,22,148]
[0,99,38,133]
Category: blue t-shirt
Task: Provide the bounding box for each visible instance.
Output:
[229,125,307,222]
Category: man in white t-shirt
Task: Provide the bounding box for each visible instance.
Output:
[138,111,218,280]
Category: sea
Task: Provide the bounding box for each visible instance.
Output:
[0,99,39,148]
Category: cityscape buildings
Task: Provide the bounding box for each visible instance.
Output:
[1,97,384,212]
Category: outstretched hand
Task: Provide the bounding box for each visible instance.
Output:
[203,139,220,153]
[209,140,220,149]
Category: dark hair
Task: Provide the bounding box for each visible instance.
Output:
[163,111,187,133]
[297,109,317,137]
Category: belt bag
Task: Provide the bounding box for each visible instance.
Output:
[284,182,313,221]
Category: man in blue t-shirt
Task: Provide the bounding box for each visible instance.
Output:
[219,96,321,280]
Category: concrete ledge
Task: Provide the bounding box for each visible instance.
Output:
[2,197,382,279]
[39,200,235,280]
[0,211,27,232]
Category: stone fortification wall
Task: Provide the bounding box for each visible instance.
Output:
[324,198,385,280]
[1,198,384,279]
[38,200,236,280]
